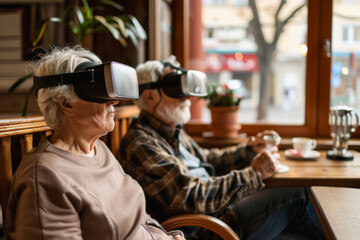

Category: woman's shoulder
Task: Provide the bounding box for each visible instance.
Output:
[12,147,66,197]
[14,137,52,174]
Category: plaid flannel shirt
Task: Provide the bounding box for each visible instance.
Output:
[118,110,264,225]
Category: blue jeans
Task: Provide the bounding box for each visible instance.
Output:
[229,187,325,240]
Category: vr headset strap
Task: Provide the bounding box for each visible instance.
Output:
[138,62,187,95]
[33,70,95,97]
[161,62,187,73]
[139,79,180,94]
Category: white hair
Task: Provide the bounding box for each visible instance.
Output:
[34,45,102,129]
[135,55,180,110]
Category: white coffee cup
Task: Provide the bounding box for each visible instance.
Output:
[292,137,317,157]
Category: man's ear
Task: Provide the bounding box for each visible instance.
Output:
[142,90,160,107]
[58,97,75,117]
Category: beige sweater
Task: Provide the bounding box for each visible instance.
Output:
[6,137,178,240]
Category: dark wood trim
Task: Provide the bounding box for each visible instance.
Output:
[317,0,333,138]
[172,0,189,68]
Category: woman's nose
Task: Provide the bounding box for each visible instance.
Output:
[107,100,119,106]
[182,96,191,100]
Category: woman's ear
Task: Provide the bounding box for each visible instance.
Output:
[142,90,160,107]
[58,97,75,117]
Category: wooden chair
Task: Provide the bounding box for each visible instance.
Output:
[102,105,141,155]
[0,116,53,238]
[161,214,240,240]
[0,105,240,240]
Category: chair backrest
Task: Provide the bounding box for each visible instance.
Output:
[102,105,140,155]
[0,116,53,232]
[0,105,140,237]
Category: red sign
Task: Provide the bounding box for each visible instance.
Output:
[203,53,259,73]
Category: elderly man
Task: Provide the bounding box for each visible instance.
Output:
[119,57,324,240]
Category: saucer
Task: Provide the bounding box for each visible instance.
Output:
[277,163,290,173]
[284,149,320,160]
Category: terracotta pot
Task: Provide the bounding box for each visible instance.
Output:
[209,106,241,138]
[190,98,206,120]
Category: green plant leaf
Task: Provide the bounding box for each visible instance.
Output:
[74,6,85,24]
[126,14,147,40]
[83,22,95,37]
[125,28,139,47]
[32,17,62,46]
[78,19,96,42]
[91,20,127,46]
[94,15,120,40]
[206,84,242,107]
[101,0,124,11]
[124,22,141,39]
[109,16,127,37]
[81,0,91,19]
[68,21,80,36]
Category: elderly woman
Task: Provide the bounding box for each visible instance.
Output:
[5,46,184,240]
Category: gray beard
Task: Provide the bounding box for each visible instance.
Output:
[157,99,191,125]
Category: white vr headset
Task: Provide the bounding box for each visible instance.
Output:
[34,61,139,103]
[139,62,208,98]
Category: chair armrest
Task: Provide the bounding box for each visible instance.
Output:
[161,214,240,240]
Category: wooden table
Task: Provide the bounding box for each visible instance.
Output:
[265,150,360,187]
[310,186,360,240]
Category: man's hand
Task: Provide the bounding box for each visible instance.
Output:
[247,130,279,153]
[251,148,279,180]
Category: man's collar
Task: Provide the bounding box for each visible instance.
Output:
[139,110,183,141]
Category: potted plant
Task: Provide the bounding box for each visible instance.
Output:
[32,0,147,48]
[206,83,243,138]
[8,0,147,116]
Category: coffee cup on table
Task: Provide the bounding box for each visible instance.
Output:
[292,137,317,157]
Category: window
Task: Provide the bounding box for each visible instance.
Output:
[174,0,360,138]
[330,0,360,133]
[201,0,308,126]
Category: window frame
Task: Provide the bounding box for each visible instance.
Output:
[173,0,360,139]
